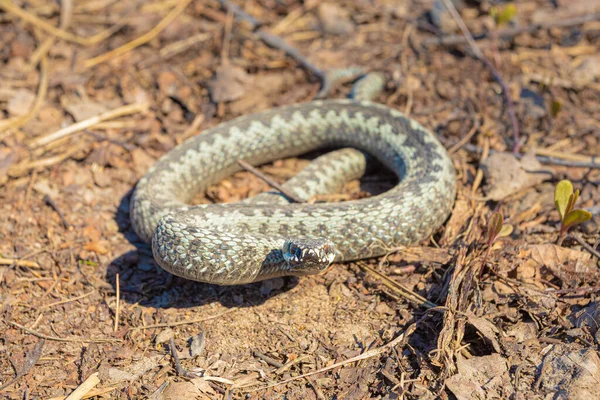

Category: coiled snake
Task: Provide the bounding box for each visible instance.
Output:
[130,76,456,285]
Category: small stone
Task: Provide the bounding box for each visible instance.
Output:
[189,332,205,357]
[318,3,355,35]
[155,328,174,345]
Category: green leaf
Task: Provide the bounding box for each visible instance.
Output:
[550,100,562,118]
[563,209,592,229]
[554,180,573,220]
[494,3,517,25]
[497,224,514,238]
[487,212,503,244]
[565,190,580,217]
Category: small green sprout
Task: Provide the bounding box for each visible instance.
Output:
[486,212,513,256]
[550,100,562,118]
[491,3,517,26]
[554,180,592,245]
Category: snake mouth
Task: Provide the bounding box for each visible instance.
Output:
[282,238,337,274]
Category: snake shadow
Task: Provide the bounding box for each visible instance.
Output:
[108,151,398,309]
[106,189,299,309]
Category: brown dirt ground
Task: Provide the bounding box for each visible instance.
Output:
[1,0,600,399]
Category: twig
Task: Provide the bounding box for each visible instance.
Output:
[44,195,71,229]
[275,355,311,375]
[113,273,120,332]
[64,373,100,400]
[83,0,194,68]
[169,337,198,379]
[249,324,415,390]
[357,262,437,309]
[237,159,305,203]
[253,351,284,368]
[448,117,481,154]
[29,102,149,148]
[47,386,118,400]
[129,308,237,330]
[0,339,45,391]
[138,32,211,68]
[40,290,94,310]
[9,321,121,343]
[217,0,329,96]
[27,0,72,70]
[422,13,600,48]
[440,0,520,153]
[546,286,600,295]
[569,235,600,260]
[0,258,40,268]
[8,144,83,177]
[305,376,326,400]
[461,144,600,169]
[0,0,119,46]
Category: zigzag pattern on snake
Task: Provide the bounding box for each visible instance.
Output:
[130,98,456,285]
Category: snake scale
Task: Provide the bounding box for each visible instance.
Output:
[130,80,456,285]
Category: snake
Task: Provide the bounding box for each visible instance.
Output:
[130,74,456,285]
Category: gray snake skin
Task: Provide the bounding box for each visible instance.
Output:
[130,99,456,285]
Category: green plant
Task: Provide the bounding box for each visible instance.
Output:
[554,180,592,245]
[486,212,513,257]
[491,3,517,26]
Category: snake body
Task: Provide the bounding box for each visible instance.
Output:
[131,99,456,285]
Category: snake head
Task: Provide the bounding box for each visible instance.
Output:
[282,238,337,275]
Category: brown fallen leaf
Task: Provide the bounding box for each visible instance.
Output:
[208,64,251,103]
[445,354,512,399]
[524,243,596,286]
[318,3,355,35]
[0,150,18,186]
[480,151,546,201]
[82,225,102,242]
[537,345,600,400]
[7,88,35,117]
[440,199,473,246]
[84,241,109,255]
[467,314,502,353]
[65,101,109,121]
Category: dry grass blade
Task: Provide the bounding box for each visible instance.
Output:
[129,308,237,330]
[0,0,119,45]
[0,258,41,268]
[358,262,437,309]
[28,102,149,148]
[40,290,94,310]
[64,372,100,400]
[248,324,415,391]
[10,321,121,343]
[0,57,48,137]
[83,0,194,69]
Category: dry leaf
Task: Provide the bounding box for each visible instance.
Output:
[537,345,600,400]
[0,150,18,186]
[446,354,511,399]
[7,88,35,116]
[209,65,251,103]
[84,241,109,255]
[526,244,596,285]
[318,3,355,35]
[467,315,502,353]
[480,152,546,201]
[65,101,109,121]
